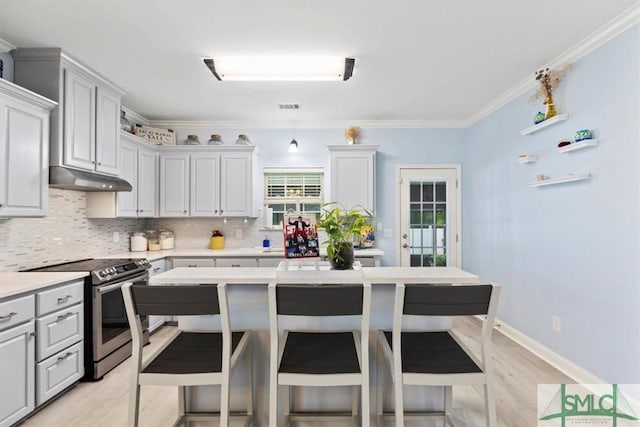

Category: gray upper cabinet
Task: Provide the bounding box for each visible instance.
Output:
[12,48,125,176]
[0,79,56,218]
[116,133,157,217]
[159,153,190,217]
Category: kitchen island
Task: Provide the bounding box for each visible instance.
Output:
[148,265,479,426]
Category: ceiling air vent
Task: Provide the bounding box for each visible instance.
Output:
[279,104,300,110]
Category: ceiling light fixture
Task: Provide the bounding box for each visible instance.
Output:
[203,56,355,81]
[288,138,299,153]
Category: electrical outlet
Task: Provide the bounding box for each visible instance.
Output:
[113,231,119,243]
[383,228,392,238]
[235,229,243,239]
[552,316,562,334]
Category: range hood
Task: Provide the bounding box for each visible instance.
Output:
[49,166,132,192]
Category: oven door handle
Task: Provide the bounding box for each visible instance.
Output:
[96,282,127,294]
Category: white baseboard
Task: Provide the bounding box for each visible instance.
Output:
[492,317,605,385]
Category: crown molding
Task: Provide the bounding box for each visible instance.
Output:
[466,3,640,127]
[0,38,16,53]
[147,119,468,130]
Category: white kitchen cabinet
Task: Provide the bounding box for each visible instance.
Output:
[170,258,217,268]
[148,259,168,333]
[86,133,158,218]
[328,145,378,214]
[215,258,258,268]
[219,151,252,216]
[159,153,190,217]
[190,152,220,217]
[159,146,254,217]
[12,48,125,176]
[0,79,55,218]
[0,295,36,427]
[34,279,84,406]
[116,134,157,217]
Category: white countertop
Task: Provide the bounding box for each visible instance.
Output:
[107,247,385,261]
[0,272,88,300]
[150,265,478,285]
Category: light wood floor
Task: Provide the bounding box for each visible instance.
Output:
[21,318,572,426]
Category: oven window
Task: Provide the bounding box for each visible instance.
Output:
[101,286,130,344]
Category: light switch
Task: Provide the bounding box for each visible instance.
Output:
[377,222,383,231]
[235,229,243,239]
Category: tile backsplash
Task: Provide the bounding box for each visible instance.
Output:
[0,189,283,271]
[0,189,140,271]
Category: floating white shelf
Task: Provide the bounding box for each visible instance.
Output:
[557,139,598,153]
[518,155,537,164]
[530,173,591,188]
[520,114,569,135]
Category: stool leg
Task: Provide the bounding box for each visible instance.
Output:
[376,342,384,419]
[484,380,497,427]
[444,386,453,425]
[247,340,254,419]
[269,375,278,426]
[177,386,185,417]
[394,378,403,427]
[221,375,230,427]
[352,386,358,418]
[128,383,140,427]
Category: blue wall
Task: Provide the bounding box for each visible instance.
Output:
[463,25,640,383]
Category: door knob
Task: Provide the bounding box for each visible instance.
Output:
[402,243,409,249]
[402,233,407,239]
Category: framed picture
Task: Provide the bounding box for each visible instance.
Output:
[134,125,176,145]
[282,213,320,259]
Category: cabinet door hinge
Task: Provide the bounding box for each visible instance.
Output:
[456,233,459,243]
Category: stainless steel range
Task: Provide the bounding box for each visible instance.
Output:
[27,258,150,380]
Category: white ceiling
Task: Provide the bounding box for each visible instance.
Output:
[0,0,637,126]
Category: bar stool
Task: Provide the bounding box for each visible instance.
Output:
[376,283,500,427]
[122,283,253,427]
[268,281,372,426]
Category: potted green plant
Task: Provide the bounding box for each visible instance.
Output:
[317,202,372,270]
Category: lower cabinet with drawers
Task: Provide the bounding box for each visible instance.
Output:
[0,279,84,427]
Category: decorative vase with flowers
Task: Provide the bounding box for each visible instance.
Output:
[317,202,371,270]
[529,65,570,120]
[344,126,361,145]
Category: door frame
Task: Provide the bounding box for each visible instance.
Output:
[395,164,462,267]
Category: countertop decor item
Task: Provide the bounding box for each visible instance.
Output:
[317,202,372,270]
[344,126,361,144]
[236,134,251,145]
[185,134,201,145]
[208,134,224,145]
[210,230,224,250]
[529,64,571,120]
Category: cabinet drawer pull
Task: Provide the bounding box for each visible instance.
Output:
[187,264,197,268]
[231,264,240,268]
[0,312,17,321]
[57,312,74,322]
[57,295,72,304]
[29,332,37,338]
[152,267,160,272]
[57,352,73,363]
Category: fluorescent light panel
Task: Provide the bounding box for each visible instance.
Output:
[204,56,355,81]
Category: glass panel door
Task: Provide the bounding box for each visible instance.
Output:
[400,168,459,267]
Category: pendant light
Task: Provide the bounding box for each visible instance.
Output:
[288,138,299,153]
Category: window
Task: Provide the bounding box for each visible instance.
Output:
[264,169,324,227]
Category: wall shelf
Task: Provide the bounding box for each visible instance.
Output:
[530,173,591,188]
[518,155,537,164]
[557,139,598,153]
[520,114,569,135]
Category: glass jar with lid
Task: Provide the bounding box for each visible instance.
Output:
[208,134,224,145]
[235,134,251,145]
[130,231,147,252]
[184,134,201,145]
[159,230,175,250]
[145,230,161,251]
